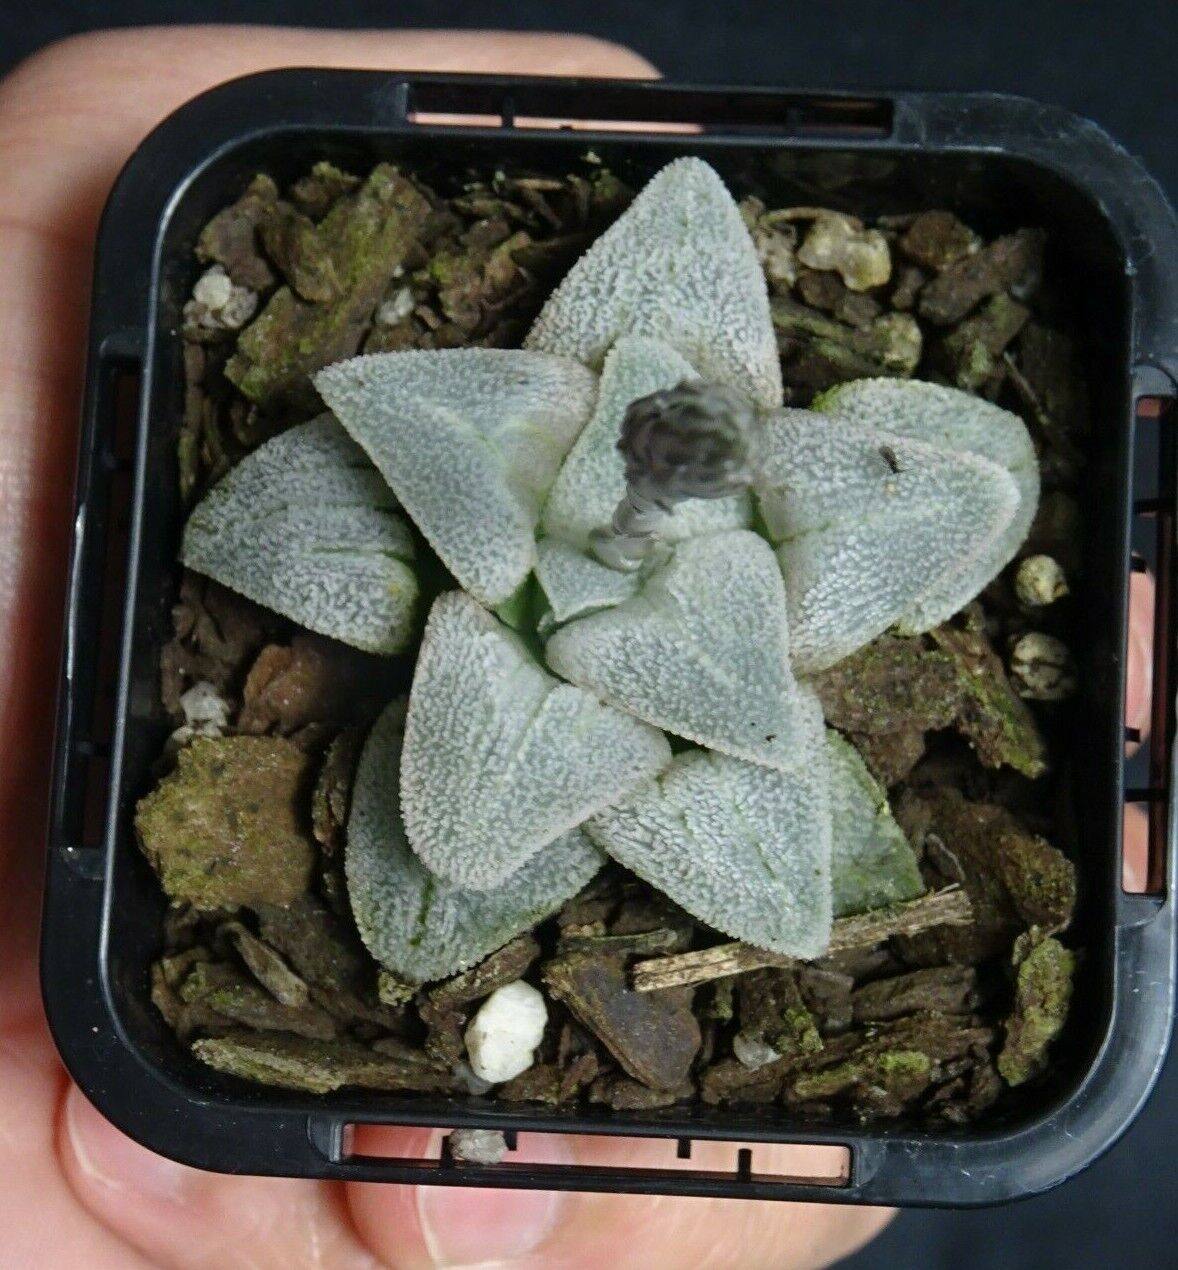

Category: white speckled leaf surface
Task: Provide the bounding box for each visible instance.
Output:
[181,415,418,654]
[347,699,604,983]
[826,730,925,917]
[546,530,810,770]
[524,158,783,409]
[587,693,832,957]
[534,538,641,624]
[401,592,671,890]
[757,409,1019,672]
[816,378,1039,631]
[315,349,598,606]
[541,334,752,548]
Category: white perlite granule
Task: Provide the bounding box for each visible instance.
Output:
[447,1128,509,1165]
[463,980,548,1084]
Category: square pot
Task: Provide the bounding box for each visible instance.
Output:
[42,70,1178,1205]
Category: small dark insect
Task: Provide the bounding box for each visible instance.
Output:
[879,444,901,473]
[765,734,776,742]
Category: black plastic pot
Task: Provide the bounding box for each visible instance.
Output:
[41,71,1178,1206]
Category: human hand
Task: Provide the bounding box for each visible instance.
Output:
[1124,569,1157,890]
[0,26,895,1269]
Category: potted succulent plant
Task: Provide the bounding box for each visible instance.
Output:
[43,71,1178,1206]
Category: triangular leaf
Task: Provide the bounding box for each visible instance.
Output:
[525,158,783,409]
[401,592,671,890]
[348,700,604,983]
[181,415,418,654]
[535,538,641,625]
[586,692,832,957]
[756,409,1019,672]
[315,349,598,606]
[541,334,752,549]
[826,730,925,917]
[546,530,811,771]
[815,378,1039,631]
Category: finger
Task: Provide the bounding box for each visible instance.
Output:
[7,25,650,1270]
[0,23,656,866]
[1123,803,1151,892]
[347,1126,582,1270]
[1124,569,1155,755]
[60,1082,400,1270]
[0,1034,157,1270]
[0,215,90,1026]
[0,27,655,237]
[348,1132,893,1270]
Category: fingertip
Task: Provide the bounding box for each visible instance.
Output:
[62,1082,199,1209]
[61,1081,377,1268]
[1125,569,1155,750]
[345,1127,573,1269]
[1123,803,1150,891]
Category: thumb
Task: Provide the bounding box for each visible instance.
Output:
[60,1082,396,1269]
[346,1132,893,1270]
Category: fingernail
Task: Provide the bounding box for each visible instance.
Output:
[66,1084,197,1204]
[417,1133,573,1267]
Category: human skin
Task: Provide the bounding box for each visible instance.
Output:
[0,26,897,1270]
[0,26,1153,1270]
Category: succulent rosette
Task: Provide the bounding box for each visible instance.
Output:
[182,159,1038,982]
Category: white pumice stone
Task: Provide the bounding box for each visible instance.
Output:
[1009,632,1077,701]
[178,681,231,735]
[376,286,416,325]
[188,264,258,331]
[193,265,234,309]
[447,1128,509,1164]
[733,1032,782,1071]
[168,682,232,755]
[464,980,548,1084]
[1014,554,1069,607]
[796,212,892,291]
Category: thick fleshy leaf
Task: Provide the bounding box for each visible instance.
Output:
[586,693,832,957]
[181,415,418,653]
[756,409,1019,673]
[524,158,783,409]
[401,592,671,890]
[348,699,604,983]
[546,530,811,770]
[315,349,598,606]
[535,538,640,624]
[541,334,752,548]
[826,730,925,917]
[815,378,1039,631]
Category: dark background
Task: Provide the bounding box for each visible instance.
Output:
[4,3,1175,1266]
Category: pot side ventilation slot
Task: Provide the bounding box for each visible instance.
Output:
[56,343,140,865]
[400,79,892,138]
[321,1121,852,1193]
[1124,394,1176,895]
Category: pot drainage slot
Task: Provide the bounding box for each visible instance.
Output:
[1123,393,1175,895]
[56,345,140,860]
[330,1123,850,1190]
[401,79,892,139]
